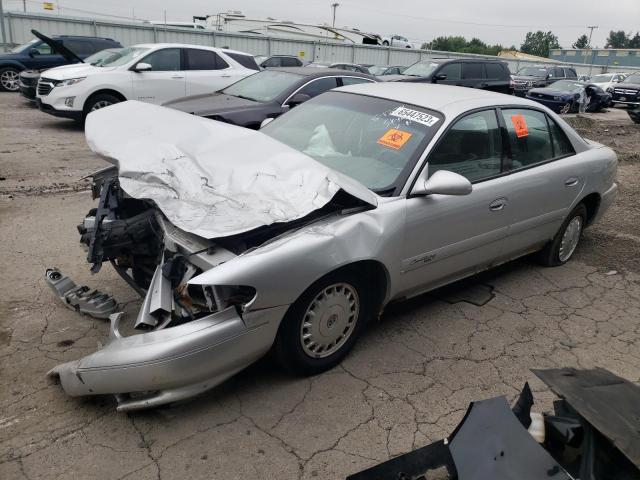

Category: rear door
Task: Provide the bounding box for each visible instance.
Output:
[461,62,486,89]
[62,39,96,60]
[485,63,509,93]
[131,48,185,104]
[498,108,583,256]
[184,48,243,96]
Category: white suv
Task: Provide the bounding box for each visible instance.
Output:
[36,43,258,122]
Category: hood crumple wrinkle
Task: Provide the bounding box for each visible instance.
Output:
[85,101,377,239]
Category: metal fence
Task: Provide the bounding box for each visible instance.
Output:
[2,10,639,76]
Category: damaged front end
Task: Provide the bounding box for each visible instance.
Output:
[48,168,287,411]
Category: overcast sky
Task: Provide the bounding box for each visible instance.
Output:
[9,0,640,48]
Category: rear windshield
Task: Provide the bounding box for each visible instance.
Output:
[222,70,303,102]
[226,52,260,70]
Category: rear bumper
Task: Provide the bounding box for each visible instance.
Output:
[48,303,289,411]
[36,97,83,121]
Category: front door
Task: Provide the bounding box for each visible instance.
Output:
[401,109,511,294]
[131,48,185,105]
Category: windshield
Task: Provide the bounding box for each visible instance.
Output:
[402,61,440,77]
[222,70,304,102]
[517,67,548,77]
[623,73,640,83]
[590,74,612,83]
[368,65,389,75]
[98,47,149,67]
[85,49,122,66]
[261,91,443,193]
[254,55,267,64]
[10,38,39,53]
[549,80,583,92]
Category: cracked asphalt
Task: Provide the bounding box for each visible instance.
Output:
[1,93,640,479]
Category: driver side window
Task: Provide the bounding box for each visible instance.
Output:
[428,109,503,183]
[139,48,181,71]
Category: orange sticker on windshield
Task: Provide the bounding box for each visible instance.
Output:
[511,114,529,138]
[377,129,413,150]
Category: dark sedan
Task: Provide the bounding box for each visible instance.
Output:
[163,67,376,129]
[610,72,640,107]
[526,80,611,114]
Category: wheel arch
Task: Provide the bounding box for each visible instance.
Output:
[82,88,127,112]
[579,192,601,226]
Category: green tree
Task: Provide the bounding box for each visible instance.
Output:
[628,32,640,49]
[422,35,505,56]
[572,34,590,49]
[520,31,560,57]
[605,30,629,48]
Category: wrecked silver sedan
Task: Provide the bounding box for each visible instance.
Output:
[48,83,618,411]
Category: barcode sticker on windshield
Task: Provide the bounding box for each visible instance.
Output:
[390,107,439,127]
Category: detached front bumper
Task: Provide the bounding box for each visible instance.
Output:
[49,303,288,411]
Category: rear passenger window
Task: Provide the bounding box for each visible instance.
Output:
[501,109,553,168]
[564,68,577,78]
[226,52,260,70]
[438,63,461,80]
[551,67,564,78]
[185,49,227,70]
[262,57,280,67]
[141,48,181,71]
[428,109,502,183]
[462,63,485,79]
[282,57,302,67]
[547,117,575,157]
[485,63,504,79]
[296,77,339,98]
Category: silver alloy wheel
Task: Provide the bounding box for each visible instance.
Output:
[560,102,572,114]
[300,282,359,358]
[90,100,113,112]
[558,216,583,262]
[0,70,19,91]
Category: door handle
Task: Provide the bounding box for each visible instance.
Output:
[564,177,579,187]
[221,75,231,78]
[171,75,184,79]
[489,198,507,211]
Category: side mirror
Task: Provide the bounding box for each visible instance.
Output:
[287,93,311,107]
[29,48,40,57]
[133,62,152,72]
[433,73,447,82]
[411,170,472,196]
[260,117,274,129]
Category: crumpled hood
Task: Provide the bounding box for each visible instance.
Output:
[85,101,377,239]
[163,92,262,116]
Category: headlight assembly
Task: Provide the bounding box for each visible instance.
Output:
[59,77,86,87]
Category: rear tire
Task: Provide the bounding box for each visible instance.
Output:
[537,203,587,267]
[274,270,371,376]
[382,41,389,46]
[0,67,20,92]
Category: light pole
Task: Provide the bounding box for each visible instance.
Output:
[331,3,339,28]
[587,25,598,48]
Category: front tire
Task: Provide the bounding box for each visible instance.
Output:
[83,93,122,120]
[537,203,587,266]
[274,270,371,376]
[0,67,20,92]
[382,41,390,46]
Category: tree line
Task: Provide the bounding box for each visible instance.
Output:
[420,30,640,58]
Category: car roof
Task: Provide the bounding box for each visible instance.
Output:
[268,66,375,79]
[52,35,117,41]
[420,57,506,64]
[336,82,532,116]
[132,43,252,56]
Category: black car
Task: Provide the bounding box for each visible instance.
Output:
[0,29,121,92]
[526,80,611,114]
[19,47,122,102]
[511,65,578,97]
[381,58,512,94]
[610,71,640,108]
[307,62,370,74]
[255,55,305,68]
[163,67,377,129]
